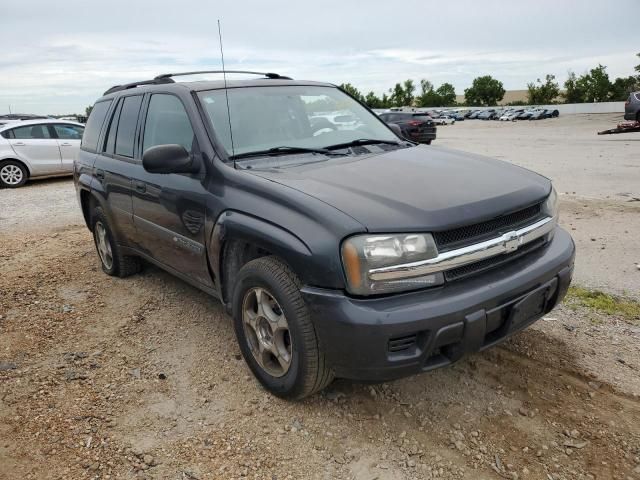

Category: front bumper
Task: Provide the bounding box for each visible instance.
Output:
[302,227,575,382]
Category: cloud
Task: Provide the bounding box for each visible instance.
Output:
[0,0,638,113]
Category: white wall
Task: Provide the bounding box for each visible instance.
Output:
[391,102,626,115]
[540,102,624,114]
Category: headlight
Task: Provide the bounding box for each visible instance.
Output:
[542,186,559,221]
[341,233,443,296]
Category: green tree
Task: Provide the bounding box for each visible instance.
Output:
[339,83,364,103]
[609,76,639,101]
[635,52,640,74]
[403,79,416,107]
[436,83,457,106]
[364,91,385,109]
[85,105,93,117]
[581,65,612,102]
[563,71,585,103]
[416,79,437,107]
[526,74,560,105]
[463,76,505,106]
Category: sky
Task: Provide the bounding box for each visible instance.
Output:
[1,0,638,115]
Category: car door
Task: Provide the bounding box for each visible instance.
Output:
[52,123,84,172]
[94,95,140,245]
[131,92,212,287]
[5,123,62,175]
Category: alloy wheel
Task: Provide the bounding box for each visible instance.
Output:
[0,164,23,185]
[94,221,114,270]
[242,287,292,377]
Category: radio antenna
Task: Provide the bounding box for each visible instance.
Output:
[218,19,236,162]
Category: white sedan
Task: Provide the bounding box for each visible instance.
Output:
[0,119,84,188]
[431,115,456,125]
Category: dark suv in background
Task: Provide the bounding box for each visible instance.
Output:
[75,71,575,399]
[624,91,640,121]
[377,111,437,144]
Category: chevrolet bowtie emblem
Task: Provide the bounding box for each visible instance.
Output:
[503,231,520,253]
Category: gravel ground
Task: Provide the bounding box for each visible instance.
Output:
[1,114,639,480]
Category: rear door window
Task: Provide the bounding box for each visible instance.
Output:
[115,95,143,157]
[53,124,84,140]
[81,100,113,152]
[103,99,123,154]
[9,124,52,139]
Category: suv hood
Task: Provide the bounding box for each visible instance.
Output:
[248,145,551,232]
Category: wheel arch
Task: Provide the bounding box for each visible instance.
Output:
[0,157,31,176]
[208,210,314,309]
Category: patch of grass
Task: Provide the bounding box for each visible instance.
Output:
[566,286,640,323]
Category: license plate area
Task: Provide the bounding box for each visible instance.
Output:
[508,279,557,331]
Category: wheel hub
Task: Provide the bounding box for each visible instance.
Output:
[0,165,23,185]
[242,287,292,378]
[94,221,114,270]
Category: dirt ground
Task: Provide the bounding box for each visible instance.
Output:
[1,114,639,480]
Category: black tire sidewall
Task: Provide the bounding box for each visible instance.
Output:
[92,208,118,276]
[232,264,306,397]
[0,161,28,188]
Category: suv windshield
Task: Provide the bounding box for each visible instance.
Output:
[198,85,399,159]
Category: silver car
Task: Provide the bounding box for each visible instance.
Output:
[0,119,84,188]
[624,91,640,121]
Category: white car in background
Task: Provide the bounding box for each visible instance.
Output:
[0,119,84,188]
[431,114,456,125]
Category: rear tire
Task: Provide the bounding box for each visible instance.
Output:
[232,256,333,399]
[91,206,141,277]
[425,140,432,145]
[0,160,28,188]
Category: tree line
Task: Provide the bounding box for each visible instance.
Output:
[340,53,640,108]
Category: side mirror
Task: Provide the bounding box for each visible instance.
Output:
[142,144,198,174]
[387,123,403,138]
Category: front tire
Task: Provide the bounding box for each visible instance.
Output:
[232,257,333,399]
[0,160,28,188]
[91,206,141,277]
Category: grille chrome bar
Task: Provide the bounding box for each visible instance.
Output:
[369,217,555,281]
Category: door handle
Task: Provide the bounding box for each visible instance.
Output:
[60,143,72,147]
[13,142,25,146]
[134,181,146,193]
[95,169,105,180]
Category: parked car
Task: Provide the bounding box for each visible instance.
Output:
[378,112,437,144]
[528,109,549,120]
[0,113,50,121]
[624,92,640,121]
[431,114,455,125]
[0,119,85,188]
[446,112,465,121]
[477,109,496,120]
[75,70,574,399]
[517,110,535,120]
[468,110,483,119]
[499,110,523,121]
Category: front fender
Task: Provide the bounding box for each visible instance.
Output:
[209,210,342,302]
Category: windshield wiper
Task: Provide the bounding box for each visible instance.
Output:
[231,146,347,160]
[323,138,401,150]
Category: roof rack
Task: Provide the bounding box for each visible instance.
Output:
[154,70,292,81]
[103,70,292,96]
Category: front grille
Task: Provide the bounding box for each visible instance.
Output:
[444,237,546,282]
[434,203,542,251]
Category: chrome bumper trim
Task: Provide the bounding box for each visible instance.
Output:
[369,216,555,281]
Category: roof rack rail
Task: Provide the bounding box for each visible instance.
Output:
[103,71,292,96]
[153,70,292,81]
[103,77,175,96]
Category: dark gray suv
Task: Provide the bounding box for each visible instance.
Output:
[624,91,640,121]
[74,71,575,399]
